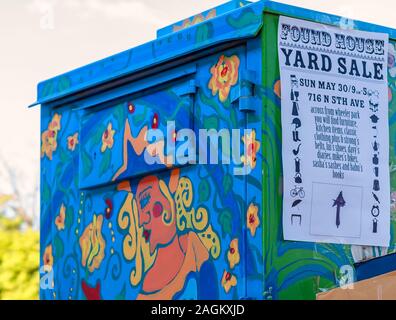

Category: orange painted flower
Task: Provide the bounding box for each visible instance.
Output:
[41,114,62,160]
[241,130,261,170]
[221,271,237,294]
[55,204,66,231]
[173,9,216,32]
[227,239,240,269]
[43,245,54,268]
[173,19,193,32]
[191,13,207,25]
[101,123,115,153]
[247,203,260,237]
[274,80,281,98]
[67,133,79,151]
[49,113,61,131]
[209,55,240,102]
[79,215,106,273]
[41,130,58,160]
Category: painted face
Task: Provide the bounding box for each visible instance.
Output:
[136,176,176,254]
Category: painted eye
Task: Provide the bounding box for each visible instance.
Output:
[153,202,163,218]
[140,193,151,210]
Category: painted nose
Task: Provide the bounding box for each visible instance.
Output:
[139,210,151,226]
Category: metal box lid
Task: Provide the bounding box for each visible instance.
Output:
[156,0,252,38]
[31,1,396,108]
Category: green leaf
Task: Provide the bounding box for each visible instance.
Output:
[57,76,71,92]
[226,10,261,29]
[132,109,147,127]
[196,23,212,42]
[99,150,112,177]
[203,116,219,130]
[198,180,210,202]
[90,124,106,147]
[218,209,232,238]
[222,174,233,195]
[65,207,74,229]
[53,235,64,259]
[41,81,54,98]
[59,148,69,163]
[82,149,93,178]
[42,180,51,203]
[114,104,126,129]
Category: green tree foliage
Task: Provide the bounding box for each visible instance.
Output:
[0,216,39,300]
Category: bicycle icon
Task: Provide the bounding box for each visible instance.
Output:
[290,186,305,198]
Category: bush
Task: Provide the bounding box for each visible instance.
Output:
[0,216,39,300]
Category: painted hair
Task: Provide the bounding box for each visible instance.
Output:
[118,176,220,287]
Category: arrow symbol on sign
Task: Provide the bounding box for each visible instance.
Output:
[332,192,346,228]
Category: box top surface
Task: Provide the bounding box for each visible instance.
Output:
[156,0,252,38]
[32,0,396,107]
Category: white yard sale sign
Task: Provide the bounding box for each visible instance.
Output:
[279,16,390,246]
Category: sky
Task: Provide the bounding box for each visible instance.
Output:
[0,0,395,221]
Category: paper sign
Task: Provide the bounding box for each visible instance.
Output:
[279,16,390,246]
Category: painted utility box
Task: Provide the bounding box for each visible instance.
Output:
[34,1,396,300]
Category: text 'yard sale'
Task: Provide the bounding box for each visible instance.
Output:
[279,16,390,247]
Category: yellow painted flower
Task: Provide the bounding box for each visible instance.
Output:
[227,239,240,269]
[101,123,115,153]
[247,203,260,237]
[55,204,66,231]
[241,130,261,169]
[49,113,62,131]
[221,271,237,294]
[67,133,79,151]
[209,55,240,102]
[43,245,54,268]
[79,215,106,273]
[41,114,62,160]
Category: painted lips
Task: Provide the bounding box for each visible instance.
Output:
[143,229,151,242]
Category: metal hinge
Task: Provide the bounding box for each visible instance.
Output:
[231,70,258,112]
